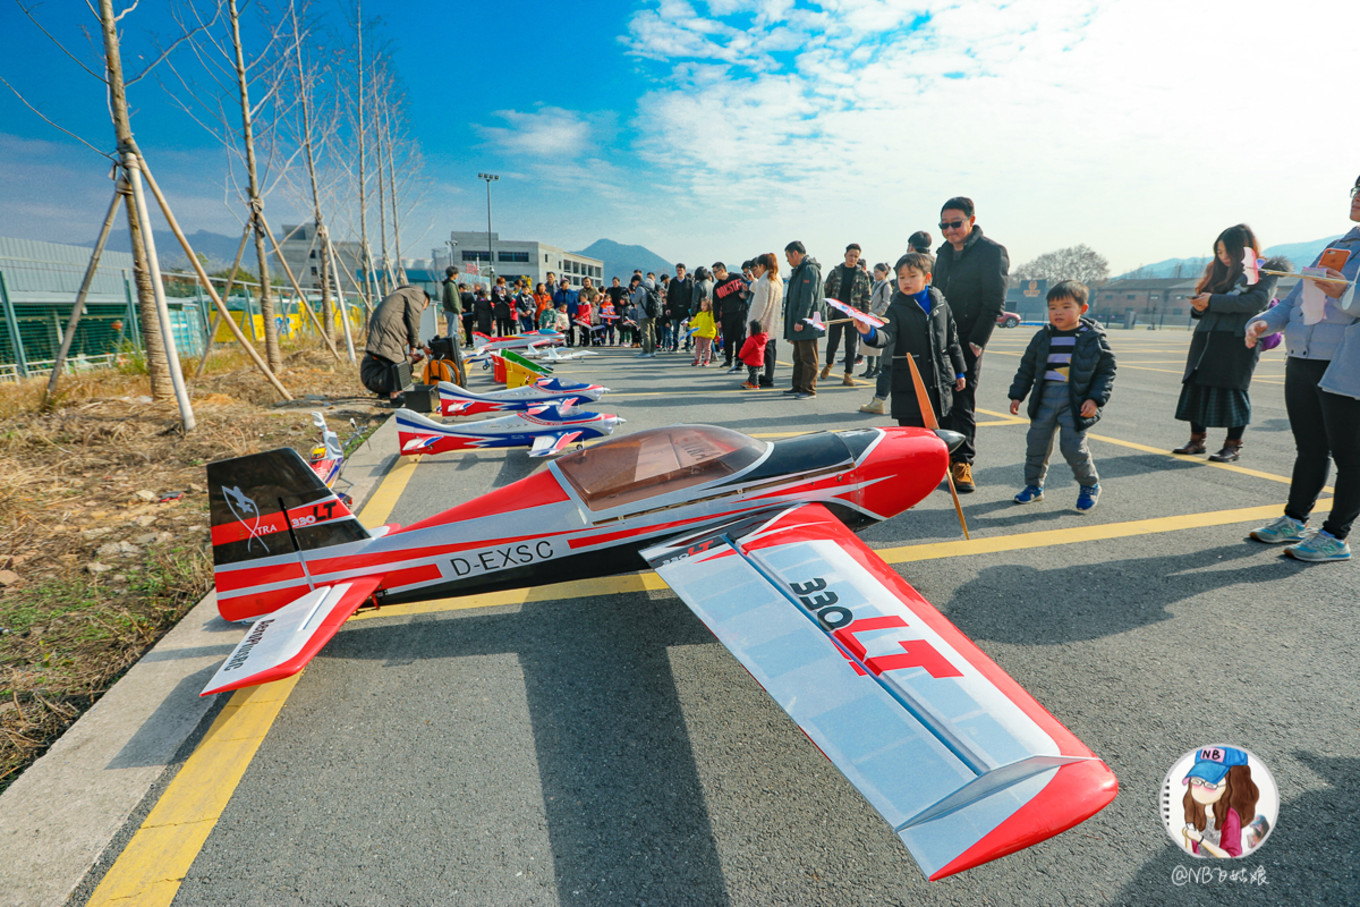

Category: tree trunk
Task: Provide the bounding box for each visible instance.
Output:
[354,0,374,310]
[98,0,172,400]
[228,0,281,372]
[374,106,391,294]
[122,187,173,398]
[384,109,405,287]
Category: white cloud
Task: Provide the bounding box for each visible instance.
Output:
[618,0,1360,269]
[473,106,600,158]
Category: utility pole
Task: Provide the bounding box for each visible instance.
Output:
[478,172,498,286]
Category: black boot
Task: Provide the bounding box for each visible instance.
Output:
[1208,438,1243,462]
[1173,433,1207,455]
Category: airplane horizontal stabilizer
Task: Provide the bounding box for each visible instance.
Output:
[641,503,1116,879]
[528,431,583,458]
[201,576,382,697]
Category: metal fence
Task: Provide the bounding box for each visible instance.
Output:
[0,259,365,382]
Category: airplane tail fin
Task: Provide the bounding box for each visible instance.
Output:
[208,447,371,572]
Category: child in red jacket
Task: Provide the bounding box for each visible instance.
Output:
[739,319,768,390]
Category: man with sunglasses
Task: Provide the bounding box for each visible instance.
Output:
[933,196,1010,492]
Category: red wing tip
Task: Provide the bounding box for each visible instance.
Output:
[928,759,1119,880]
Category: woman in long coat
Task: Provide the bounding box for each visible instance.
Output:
[1172,224,1280,462]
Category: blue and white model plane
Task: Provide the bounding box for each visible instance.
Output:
[396,404,623,457]
[437,377,610,417]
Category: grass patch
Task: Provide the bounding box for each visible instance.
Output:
[0,332,388,793]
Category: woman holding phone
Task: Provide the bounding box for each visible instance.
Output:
[1244,176,1360,562]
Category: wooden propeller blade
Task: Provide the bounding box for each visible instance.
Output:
[903,353,970,540]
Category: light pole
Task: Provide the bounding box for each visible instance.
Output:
[478,172,498,286]
[445,238,458,272]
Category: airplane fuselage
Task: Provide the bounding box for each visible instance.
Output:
[213,426,949,622]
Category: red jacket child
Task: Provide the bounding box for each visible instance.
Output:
[739,328,768,367]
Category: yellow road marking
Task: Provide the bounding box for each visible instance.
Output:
[352,497,1333,616]
[877,501,1329,563]
[86,461,419,907]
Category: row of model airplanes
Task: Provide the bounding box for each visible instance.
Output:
[203,326,1118,881]
[396,329,623,458]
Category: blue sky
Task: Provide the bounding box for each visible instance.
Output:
[2,0,1357,274]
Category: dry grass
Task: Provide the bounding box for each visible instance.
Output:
[0,339,388,792]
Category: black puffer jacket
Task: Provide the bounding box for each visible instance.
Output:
[862,288,966,422]
[1008,318,1117,431]
[933,226,1009,349]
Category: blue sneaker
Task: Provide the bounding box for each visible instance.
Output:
[1075,484,1100,513]
[1249,515,1308,545]
[1013,485,1044,504]
[1284,530,1351,562]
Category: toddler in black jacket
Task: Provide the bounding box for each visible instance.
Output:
[1007,280,1117,513]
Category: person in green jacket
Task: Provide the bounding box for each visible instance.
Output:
[783,241,824,398]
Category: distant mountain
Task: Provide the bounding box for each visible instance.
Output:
[1116,234,1344,279]
[81,229,244,270]
[574,239,673,281]
[1115,256,1212,280]
[1261,235,1344,270]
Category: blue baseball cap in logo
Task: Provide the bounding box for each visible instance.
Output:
[1182,745,1249,786]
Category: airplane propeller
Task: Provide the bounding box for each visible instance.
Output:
[901,353,970,540]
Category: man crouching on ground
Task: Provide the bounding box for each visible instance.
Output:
[362,285,429,407]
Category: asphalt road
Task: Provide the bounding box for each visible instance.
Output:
[89,325,1360,906]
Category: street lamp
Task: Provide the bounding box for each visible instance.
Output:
[478,172,498,285]
[445,238,458,271]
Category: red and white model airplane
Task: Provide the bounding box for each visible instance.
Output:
[203,423,1117,879]
[469,329,562,354]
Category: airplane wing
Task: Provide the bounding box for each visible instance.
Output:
[528,430,583,458]
[640,503,1116,880]
[201,575,382,696]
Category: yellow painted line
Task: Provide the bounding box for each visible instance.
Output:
[358,454,422,524]
[877,501,1330,564]
[1084,431,1331,490]
[350,498,1335,618]
[974,407,1029,427]
[87,459,421,906]
[977,410,1318,490]
[87,679,303,906]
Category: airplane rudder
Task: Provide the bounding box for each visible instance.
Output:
[207,447,369,568]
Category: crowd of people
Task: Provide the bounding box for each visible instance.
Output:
[364,181,1360,564]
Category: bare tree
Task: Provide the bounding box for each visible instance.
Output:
[11,1,293,407]
[280,1,338,336]
[160,0,305,372]
[1014,245,1111,287]
[348,0,379,308]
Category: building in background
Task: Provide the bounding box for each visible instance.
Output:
[437,231,602,288]
[1087,275,1298,328]
[277,222,373,298]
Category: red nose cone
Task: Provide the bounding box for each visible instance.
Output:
[853,426,950,520]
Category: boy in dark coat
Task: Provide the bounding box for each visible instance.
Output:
[855,252,966,427]
[1007,280,1117,513]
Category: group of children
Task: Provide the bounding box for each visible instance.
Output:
[855,251,1116,513]
[537,297,639,347]
[685,297,771,390]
